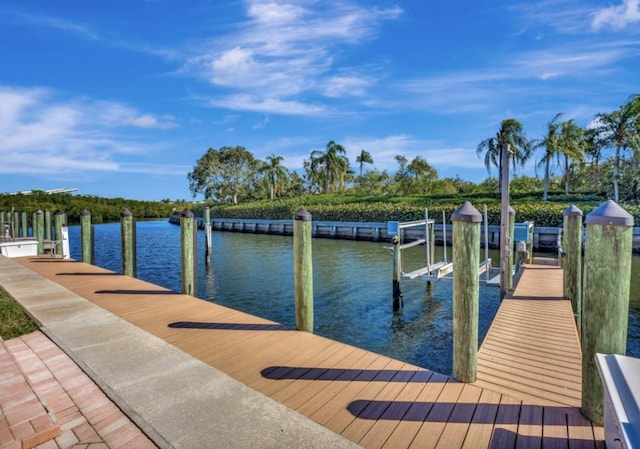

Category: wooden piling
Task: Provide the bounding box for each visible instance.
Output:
[20,212,27,237]
[204,206,212,264]
[180,209,196,296]
[293,207,314,332]
[507,206,515,291]
[499,144,512,299]
[562,205,583,335]
[44,210,52,241]
[581,200,633,425]
[80,210,94,264]
[12,211,19,239]
[35,210,44,254]
[392,235,403,312]
[54,210,65,256]
[451,201,482,383]
[120,209,136,278]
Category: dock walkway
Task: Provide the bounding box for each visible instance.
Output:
[0,255,603,448]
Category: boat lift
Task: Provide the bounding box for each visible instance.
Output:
[389,207,498,285]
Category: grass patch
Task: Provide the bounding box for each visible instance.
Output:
[0,288,38,339]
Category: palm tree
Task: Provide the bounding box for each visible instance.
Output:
[557,120,586,195]
[356,149,374,176]
[534,113,563,201]
[592,95,640,202]
[309,141,350,193]
[260,155,288,200]
[476,118,532,189]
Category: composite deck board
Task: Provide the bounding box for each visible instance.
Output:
[13,257,602,449]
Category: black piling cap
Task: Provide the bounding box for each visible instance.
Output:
[585,200,633,226]
[181,209,194,218]
[508,206,515,216]
[81,209,91,216]
[121,208,132,217]
[563,205,583,217]
[294,207,312,221]
[451,201,482,223]
[36,210,43,215]
[54,209,65,215]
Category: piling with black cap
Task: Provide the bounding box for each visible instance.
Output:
[581,200,633,424]
[44,209,52,240]
[20,211,27,237]
[204,206,212,264]
[451,201,482,382]
[507,206,515,291]
[293,207,313,332]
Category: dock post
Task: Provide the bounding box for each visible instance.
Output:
[180,209,197,296]
[562,205,583,335]
[204,206,212,264]
[507,206,515,291]
[499,144,512,299]
[44,210,52,241]
[54,210,65,256]
[12,211,19,239]
[451,202,482,382]
[392,235,403,312]
[581,200,633,425]
[0,212,4,237]
[120,209,136,278]
[293,207,314,332]
[20,212,27,237]
[80,210,94,264]
[35,210,44,254]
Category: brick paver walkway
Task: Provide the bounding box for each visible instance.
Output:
[1,331,157,449]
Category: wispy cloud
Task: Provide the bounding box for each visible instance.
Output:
[592,0,640,30]
[183,0,402,115]
[0,86,178,175]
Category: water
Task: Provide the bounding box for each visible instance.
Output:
[67,220,640,375]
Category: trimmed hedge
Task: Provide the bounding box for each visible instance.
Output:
[200,196,640,227]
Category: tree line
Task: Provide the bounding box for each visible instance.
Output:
[187,94,640,205]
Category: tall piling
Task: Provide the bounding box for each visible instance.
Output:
[54,210,65,256]
[20,212,27,237]
[180,209,197,296]
[581,200,633,425]
[507,206,515,291]
[451,201,482,382]
[392,235,403,312]
[563,205,583,335]
[34,210,44,254]
[80,209,94,264]
[12,211,19,239]
[204,206,212,264]
[293,207,314,332]
[120,209,136,278]
[44,210,52,241]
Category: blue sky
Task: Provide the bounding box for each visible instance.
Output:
[1,0,638,201]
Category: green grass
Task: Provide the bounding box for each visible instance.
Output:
[0,288,38,340]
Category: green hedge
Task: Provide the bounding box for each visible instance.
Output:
[200,196,640,227]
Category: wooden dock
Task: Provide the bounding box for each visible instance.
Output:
[11,257,604,448]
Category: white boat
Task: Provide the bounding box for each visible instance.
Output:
[0,238,39,258]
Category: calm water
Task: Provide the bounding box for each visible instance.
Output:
[67,220,640,375]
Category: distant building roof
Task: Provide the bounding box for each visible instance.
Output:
[7,188,79,195]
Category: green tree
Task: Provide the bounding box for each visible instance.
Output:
[534,113,563,201]
[592,94,640,202]
[308,141,350,193]
[260,154,288,200]
[476,118,532,189]
[355,149,374,176]
[557,119,586,195]
[187,146,259,204]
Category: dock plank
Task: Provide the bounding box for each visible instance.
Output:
[9,256,603,449]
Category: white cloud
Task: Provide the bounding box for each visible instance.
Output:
[0,86,177,175]
[185,0,402,115]
[207,94,326,115]
[592,0,640,30]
